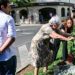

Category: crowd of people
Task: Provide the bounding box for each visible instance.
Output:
[30,11,75,75]
[0,0,75,75]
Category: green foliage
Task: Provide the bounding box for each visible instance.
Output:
[11,0,34,7]
[10,0,16,3]
[25,71,33,75]
[68,25,75,53]
[12,0,16,2]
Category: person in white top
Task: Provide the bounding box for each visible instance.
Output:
[0,0,16,75]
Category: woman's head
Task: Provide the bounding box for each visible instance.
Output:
[66,17,74,33]
[49,15,60,29]
[66,17,73,28]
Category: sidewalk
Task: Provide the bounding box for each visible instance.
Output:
[16,23,43,27]
[16,23,42,73]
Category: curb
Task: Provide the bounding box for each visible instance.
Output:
[16,64,29,73]
[16,23,43,27]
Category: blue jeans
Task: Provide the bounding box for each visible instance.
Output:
[0,56,17,75]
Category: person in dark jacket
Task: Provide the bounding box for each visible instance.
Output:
[52,17,74,65]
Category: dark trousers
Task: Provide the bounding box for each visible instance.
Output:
[62,41,68,61]
[52,39,68,61]
[0,56,17,75]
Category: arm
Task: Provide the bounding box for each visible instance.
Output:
[59,29,71,37]
[0,16,16,53]
[59,25,71,37]
[0,37,15,52]
[50,31,71,41]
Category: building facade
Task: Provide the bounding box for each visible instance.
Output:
[36,0,75,3]
[12,0,75,24]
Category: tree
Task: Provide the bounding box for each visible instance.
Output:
[11,0,35,18]
[11,0,35,7]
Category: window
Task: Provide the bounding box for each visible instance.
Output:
[61,8,65,17]
[67,8,70,17]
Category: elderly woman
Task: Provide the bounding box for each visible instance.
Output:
[30,16,73,75]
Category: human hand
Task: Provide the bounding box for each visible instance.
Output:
[67,36,74,41]
[0,48,3,53]
[72,37,75,40]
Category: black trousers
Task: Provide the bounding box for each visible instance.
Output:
[52,39,68,61]
[0,56,17,75]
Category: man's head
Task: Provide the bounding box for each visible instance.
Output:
[49,15,60,30]
[0,0,11,14]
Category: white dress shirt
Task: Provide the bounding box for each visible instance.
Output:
[0,10,16,61]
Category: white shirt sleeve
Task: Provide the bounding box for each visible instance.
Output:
[7,16,16,38]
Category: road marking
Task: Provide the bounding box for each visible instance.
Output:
[16,32,33,37]
[16,29,22,32]
[21,32,33,35]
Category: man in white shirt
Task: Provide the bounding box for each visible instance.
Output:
[0,0,16,75]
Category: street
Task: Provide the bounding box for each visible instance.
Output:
[15,26,41,47]
[15,25,41,72]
